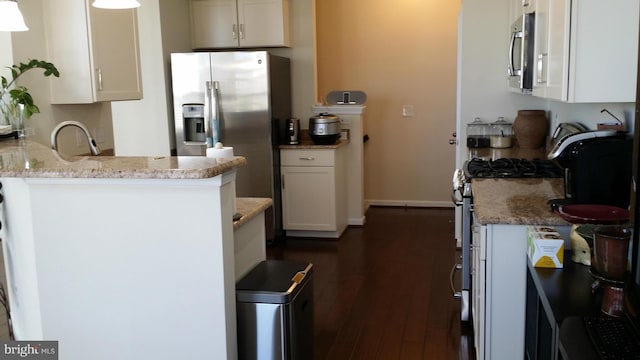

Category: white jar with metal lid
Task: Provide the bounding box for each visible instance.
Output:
[489,117,513,148]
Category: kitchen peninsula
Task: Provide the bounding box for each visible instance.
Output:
[471,177,570,360]
[0,139,249,360]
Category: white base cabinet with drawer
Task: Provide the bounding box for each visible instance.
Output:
[281,147,347,238]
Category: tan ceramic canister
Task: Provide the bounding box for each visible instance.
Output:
[513,110,548,149]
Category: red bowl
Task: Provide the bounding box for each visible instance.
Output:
[556,204,629,224]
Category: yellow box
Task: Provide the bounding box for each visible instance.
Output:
[527,226,564,268]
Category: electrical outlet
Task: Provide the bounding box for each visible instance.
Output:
[402,105,414,117]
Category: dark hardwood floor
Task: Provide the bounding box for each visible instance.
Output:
[267,206,475,360]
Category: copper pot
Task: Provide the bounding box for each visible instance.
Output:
[592,225,631,281]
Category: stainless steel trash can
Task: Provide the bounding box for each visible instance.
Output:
[236,260,314,360]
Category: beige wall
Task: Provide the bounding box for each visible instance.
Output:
[317,0,461,206]
[269,0,317,124]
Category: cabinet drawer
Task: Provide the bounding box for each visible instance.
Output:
[281,149,335,166]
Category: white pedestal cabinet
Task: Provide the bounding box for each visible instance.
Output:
[312,105,367,226]
[281,147,347,238]
[190,0,290,49]
[43,0,143,104]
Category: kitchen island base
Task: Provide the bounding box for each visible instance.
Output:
[1,173,238,360]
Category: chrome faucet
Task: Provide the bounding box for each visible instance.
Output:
[51,120,101,156]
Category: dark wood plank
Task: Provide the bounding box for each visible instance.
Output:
[267,206,475,360]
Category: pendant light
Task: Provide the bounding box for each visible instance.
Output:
[92,0,140,9]
[0,0,28,32]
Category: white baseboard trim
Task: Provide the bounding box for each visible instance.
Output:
[286,229,342,239]
[365,199,455,208]
[348,216,366,226]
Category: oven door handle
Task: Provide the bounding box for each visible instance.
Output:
[451,188,463,206]
[450,263,463,299]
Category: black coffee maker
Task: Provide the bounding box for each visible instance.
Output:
[548,132,633,209]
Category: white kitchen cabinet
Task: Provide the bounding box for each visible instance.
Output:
[473,222,531,360]
[471,221,487,360]
[532,0,638,102]
[472,219,571,360]
[190,0,290,49]
[312,105,367,226]
[0,174,238,360]
[281,147,347,238]
[43,0,142,104]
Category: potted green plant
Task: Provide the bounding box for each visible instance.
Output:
[0,59,59,136]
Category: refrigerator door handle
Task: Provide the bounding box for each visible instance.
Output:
[206,81,221,146]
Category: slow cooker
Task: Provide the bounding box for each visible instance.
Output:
[309,113,340,145]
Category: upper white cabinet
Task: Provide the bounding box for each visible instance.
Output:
[43,0,143,104]
[532,0,639,103]
[190,0,290,49]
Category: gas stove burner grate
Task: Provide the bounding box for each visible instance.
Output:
[465,158,564,179]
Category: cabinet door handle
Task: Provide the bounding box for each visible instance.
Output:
[508,30,520,76]
[239,24,245,39]
[536,53,547,84]
[281,174,285,189]
[450,263,463,299]
[96,68,103,91]
[232,24,237,39]
[299,157,315,161]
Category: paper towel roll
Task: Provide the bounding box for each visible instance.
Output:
[206,146,234,159]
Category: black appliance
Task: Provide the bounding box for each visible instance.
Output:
[550,135,633,209]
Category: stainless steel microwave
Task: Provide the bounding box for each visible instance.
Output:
[508,13,535,92]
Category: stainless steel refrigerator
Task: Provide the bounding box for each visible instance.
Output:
[170,51,291,243]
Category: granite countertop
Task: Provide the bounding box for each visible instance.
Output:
[472,178,569,226]
[0,139,246,179]
[233,197,272,230]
